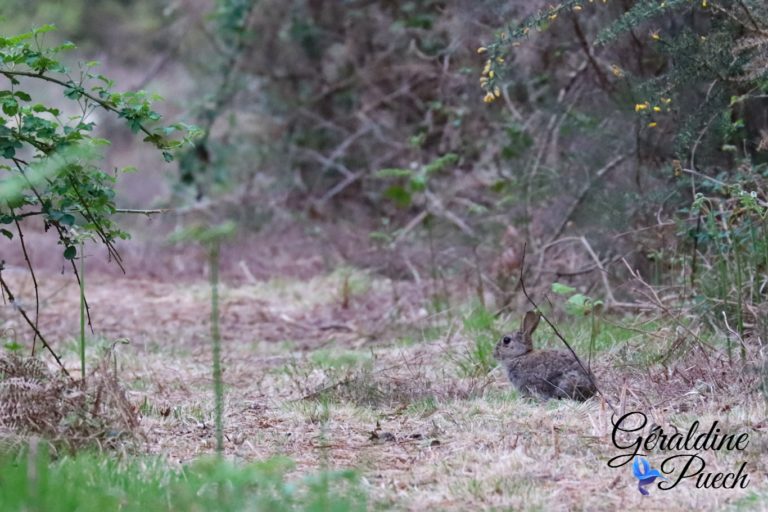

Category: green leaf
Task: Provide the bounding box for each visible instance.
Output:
[409,173,427,192]
[564,294,592,316]
[424,153,458,174]
[383,185,412,208]
[63,245,77,260]
[168,221,238,245]
[0,228,12,239]
[33,24,57,35]
[162,151,174,162]
[551,282,577,296]
[375,168,412,179]
[59,214,76,227]
[64,84,85,100]
[2,97,18,116]
[54,41,76,52]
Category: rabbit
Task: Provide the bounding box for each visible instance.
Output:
[493,310,597,401]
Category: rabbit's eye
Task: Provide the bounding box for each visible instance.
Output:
[502,336,511,345]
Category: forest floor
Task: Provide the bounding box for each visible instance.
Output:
[1,259,767,511]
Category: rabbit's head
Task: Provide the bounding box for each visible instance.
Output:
[494,310,540,360]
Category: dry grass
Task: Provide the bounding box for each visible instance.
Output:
[1,267,767,510]
[0,351,139,453]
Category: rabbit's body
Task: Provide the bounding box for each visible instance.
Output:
[502,349,596,400]
[494,311,596,401]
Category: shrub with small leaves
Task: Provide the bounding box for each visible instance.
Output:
[0,25,198,265]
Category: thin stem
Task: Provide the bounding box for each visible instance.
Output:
[733,238,745,360]
[518,243,615,414]
[79,241,86,381]
[10,207,40,355]
[11,158,94,331]
[0,70,156,141]
[209,241,224,455]
[0,269,69,377]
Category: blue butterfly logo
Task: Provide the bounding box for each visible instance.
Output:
[632,457,667,495]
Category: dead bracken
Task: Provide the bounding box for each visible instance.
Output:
[0,352,139,452]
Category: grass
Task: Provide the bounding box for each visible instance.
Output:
[0,447,366,512]
[2,270,767,511]
[452,305,499,377]
[310,349,372,370]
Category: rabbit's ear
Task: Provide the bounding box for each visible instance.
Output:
[521,310,540,335]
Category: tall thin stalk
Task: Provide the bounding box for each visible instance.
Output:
[79,242,86,381]
[733,238,745,360]
[209,241,224,454]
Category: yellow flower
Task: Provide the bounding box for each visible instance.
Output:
[661,97,672,104]
[701,0,708,7]
[610,64,624,77]
[480,77,489,86]
[489,70,495,78]
[494,86,501,98]
[650,30,660,41]
[635,102,650,112]
[477,47,487,54]
[483,61,491,74]
[496,57,505,63]
[573,5,582,11]
[672,159,682,177]
[648,122,658,128]
[549,13,558,20]
[523,27,530,35]
[653,106,662,112]
[483,92,496,103]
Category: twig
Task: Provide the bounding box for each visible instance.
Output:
[579,236,616,307]
[115,208,171,216]
[319,171,363,203]
[0,267,69,377]
[10,207,40,355]
[395,210,429,244]
[425,191,475,238]
[620,258,717,356]
[549,153,628,242]
[571,16,611,90]
[11,158,94,331]
[66,174,124,272]
[680,168,726,187]
[612,221,676,239]
[1,70,157,142]
[518,243,616,414]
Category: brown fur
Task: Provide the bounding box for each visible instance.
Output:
[493,311,596,401]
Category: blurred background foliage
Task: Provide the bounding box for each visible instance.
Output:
[2,0,768,340]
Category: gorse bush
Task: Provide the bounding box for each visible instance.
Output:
[685,168,768,352]
[478,0,768,338]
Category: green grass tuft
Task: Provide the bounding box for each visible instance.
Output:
[0,446,366,512]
